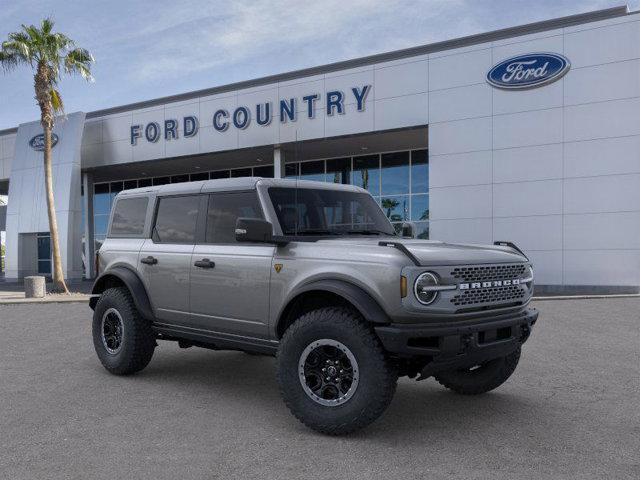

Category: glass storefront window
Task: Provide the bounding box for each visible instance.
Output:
[285,163,299,178]
[231,168,252,178]
[210,170,230,179]
[411,194,429,221]
[189,172,209,182]
[300,160,325,182]
[171,174,189,183]
[153,177,170,186]
[381,195,409,223]
[352,155,380,195]
[413,221,429,240]
[411,149,429,194]
[253,165,274,178]
[94,183,110,215]
[381,151,409,196]
[326,157,350,185]
[123,180,138,190]
[109,181,123,209]
[94,215,109,236]
[86,149,429,261]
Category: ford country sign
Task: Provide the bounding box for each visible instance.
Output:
[29,133,59,151]
[487,53,570,90]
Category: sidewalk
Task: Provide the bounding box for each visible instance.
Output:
[0,280,93,304]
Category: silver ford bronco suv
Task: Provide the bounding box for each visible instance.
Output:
[90,177,537,435]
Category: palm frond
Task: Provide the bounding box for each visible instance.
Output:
[41,17,54,35]
[64,47,94,81]
[50,87,64,113]
[3,32,32,60]
[23,24,43,46]
[0,50,19,71]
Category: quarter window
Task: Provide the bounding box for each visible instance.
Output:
[109,197,148,236]
[153,195,200,243]
[205,192,263,243]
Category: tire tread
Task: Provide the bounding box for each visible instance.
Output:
[277,307,397,435]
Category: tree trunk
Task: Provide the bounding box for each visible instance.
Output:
[35,64,68,294]
[43,123,68,294]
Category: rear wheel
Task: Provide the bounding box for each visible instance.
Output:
[92,287,155,375]
[434,347,521,395]
[277,307,397,435]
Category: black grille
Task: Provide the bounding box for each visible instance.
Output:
[451,285,525,307]
[451,264,526,283]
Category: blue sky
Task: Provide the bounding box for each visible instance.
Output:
[0,0,637,130]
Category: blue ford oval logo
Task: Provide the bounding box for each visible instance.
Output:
[29,133,59,151]
[487,53,570,90]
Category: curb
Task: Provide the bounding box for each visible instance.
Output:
[0,295,92,305]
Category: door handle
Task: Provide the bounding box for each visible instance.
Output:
[194,258,215,269]
[140,256,158,265]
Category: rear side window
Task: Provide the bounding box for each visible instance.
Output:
[153,195,200,244]
[109,197,148,236]
[205,192,263,243]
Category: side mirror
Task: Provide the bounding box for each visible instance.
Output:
[401,222,415,238]
[235,218,274,243]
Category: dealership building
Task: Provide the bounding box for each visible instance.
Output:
[0,5,639,294]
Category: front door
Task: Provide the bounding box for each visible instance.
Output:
[189,191,273,338]
[139,194,201,325]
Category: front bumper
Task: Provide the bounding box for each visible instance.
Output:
[375,307,538,376]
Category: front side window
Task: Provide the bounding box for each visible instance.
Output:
[110,197,148,236]
[205,192,263,243]
[268,187,395,236]
[153,195,200,243]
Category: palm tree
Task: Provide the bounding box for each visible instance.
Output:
[0,18,93,293]
[381,198,399,218]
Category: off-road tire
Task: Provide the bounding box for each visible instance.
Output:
[92,287,155,375]
[434,347,521,395]
[277,307,397,435]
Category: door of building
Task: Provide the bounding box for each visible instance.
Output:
[36,232,51,275]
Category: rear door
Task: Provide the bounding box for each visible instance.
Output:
[139,194,202,325]
[188,191,274,338]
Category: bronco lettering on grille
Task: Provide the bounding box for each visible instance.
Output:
[459,279,521,290]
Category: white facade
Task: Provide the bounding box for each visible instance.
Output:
[0,6,638,293]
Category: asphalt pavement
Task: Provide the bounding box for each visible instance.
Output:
[0,299,638,479]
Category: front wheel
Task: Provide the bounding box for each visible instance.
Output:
[434,347,521,395]
[276,307,397,435]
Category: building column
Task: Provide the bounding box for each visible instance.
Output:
[82,172,95,279]
[273,146,285,179]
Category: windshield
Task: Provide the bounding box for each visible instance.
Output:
[268,187,396,236]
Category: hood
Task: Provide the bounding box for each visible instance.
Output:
[397,239,527,266]
[314,237,528,266]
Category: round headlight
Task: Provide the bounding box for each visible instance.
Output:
[414,272,439,305]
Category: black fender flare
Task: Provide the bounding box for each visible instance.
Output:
[279,279,390,327]
[89,266,154,321]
